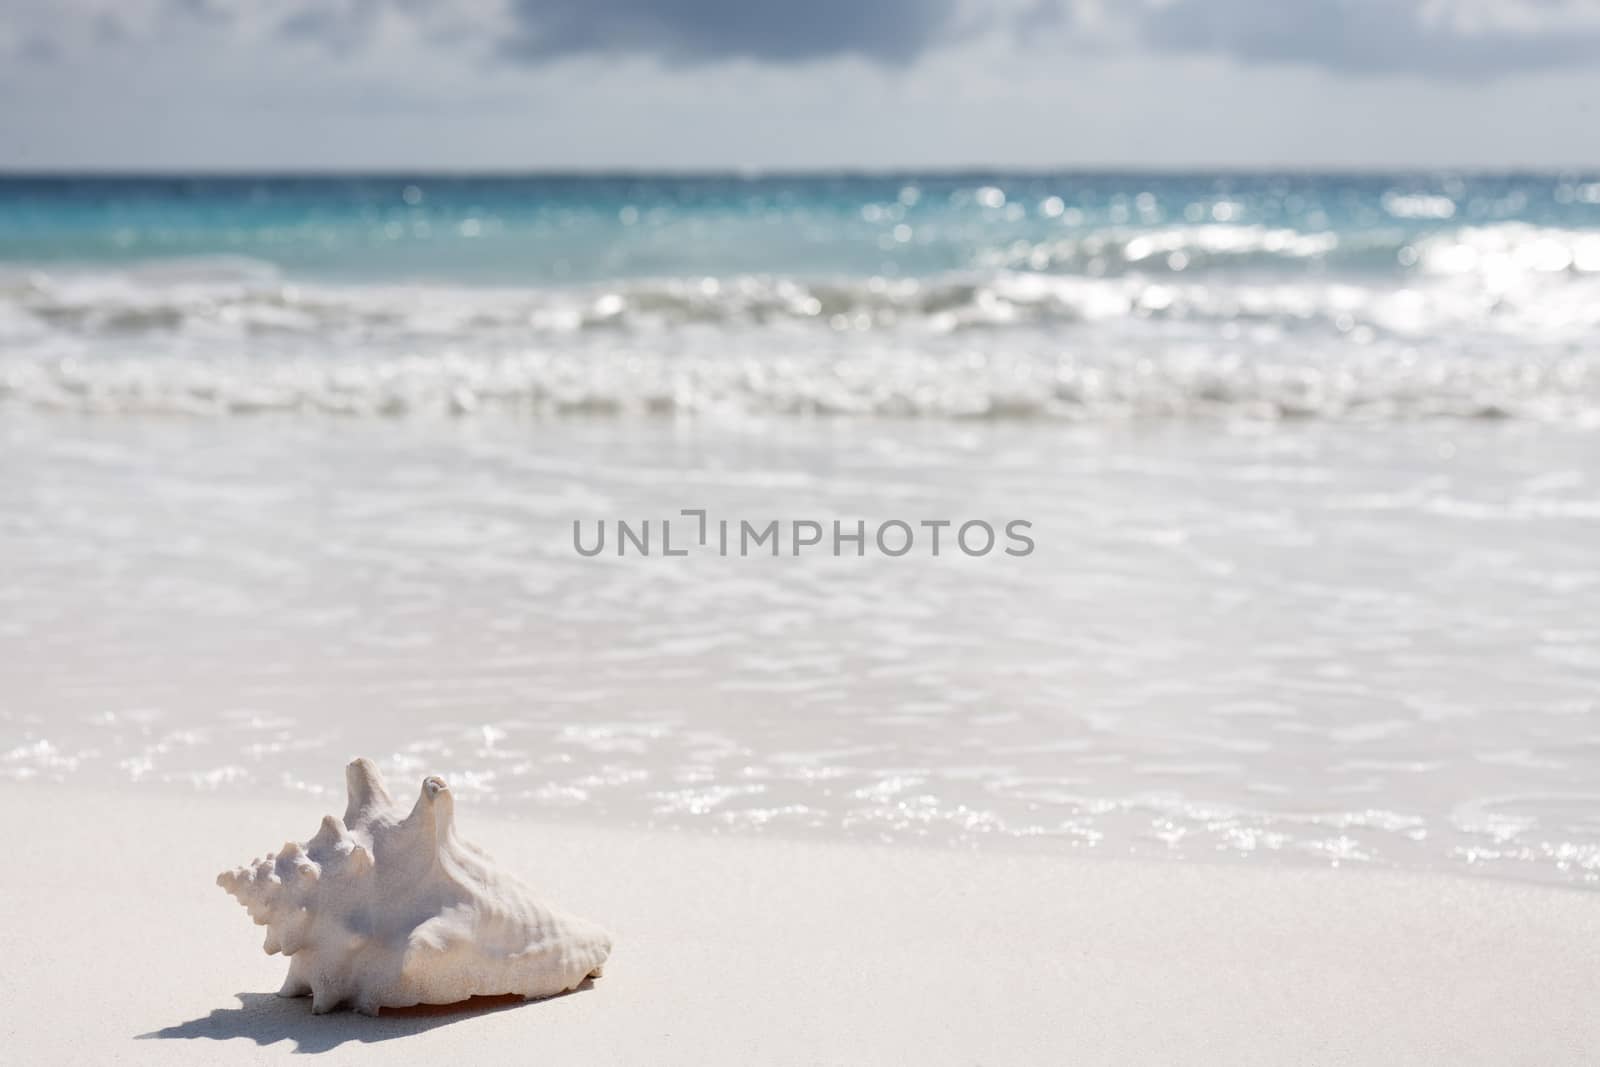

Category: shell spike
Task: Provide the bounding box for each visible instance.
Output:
[402,775,455,848]
[308,814,348,853]
[343,758,393,827]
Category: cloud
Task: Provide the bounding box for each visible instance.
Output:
[1127,0,1600,80]
[9,0,1600,81]
[275,0,387,51]
[498,0,960,65]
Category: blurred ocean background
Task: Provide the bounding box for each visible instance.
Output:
[2,173,1598,887]
[3,172,1599,419]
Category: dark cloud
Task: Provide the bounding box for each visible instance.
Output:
[1130,0,1600,80]
[18,0,1600,80]
[17,32,62,64]
[168,0,236,22]
[276,0,386,51]
[499,0,959,65]
[90,12,129,45]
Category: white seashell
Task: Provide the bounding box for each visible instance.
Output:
[218,758,612,1015]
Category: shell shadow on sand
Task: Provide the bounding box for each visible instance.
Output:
[138,982,595,1054]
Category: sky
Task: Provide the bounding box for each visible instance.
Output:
[3,0,1599,170]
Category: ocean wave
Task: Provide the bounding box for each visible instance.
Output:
[6,248,1600,340]
[2,245,1598,422]
[3,339,1593,422]
[1411,223,1600,277]
[979,222,1600,281]
[979,223,1353,274]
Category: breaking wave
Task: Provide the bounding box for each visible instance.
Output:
[7,344,1592,421]
[2,228,1598,422]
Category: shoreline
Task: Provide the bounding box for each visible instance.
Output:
[9,774,1595,895]
[5,782,1598,1064]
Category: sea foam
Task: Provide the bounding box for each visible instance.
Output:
[2,244,1597,421]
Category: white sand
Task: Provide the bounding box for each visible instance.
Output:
[4,784,1597,1065]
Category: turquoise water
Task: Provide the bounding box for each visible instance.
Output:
[3,172,1598,282]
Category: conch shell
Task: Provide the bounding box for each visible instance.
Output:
[217,758,612,1015]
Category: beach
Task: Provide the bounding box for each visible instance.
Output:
[4,782,1597,1064]
[2,172,1599,1062]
